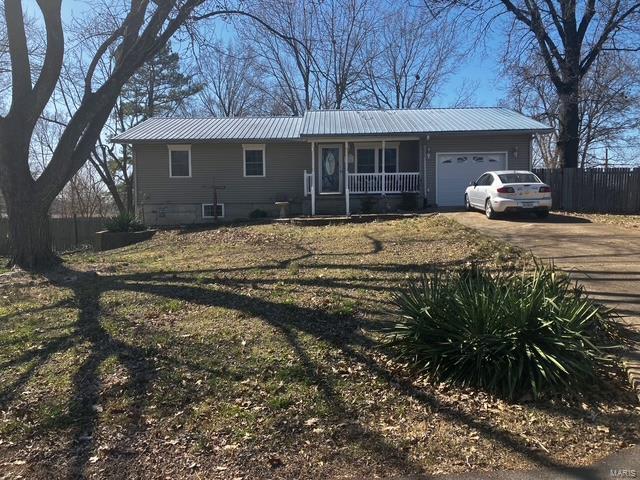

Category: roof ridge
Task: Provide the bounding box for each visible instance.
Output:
[147,115,304,120]
[304,107,509,113]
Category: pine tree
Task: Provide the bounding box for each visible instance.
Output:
[90,44,202,216]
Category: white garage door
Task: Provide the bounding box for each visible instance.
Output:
[437,152,507,206]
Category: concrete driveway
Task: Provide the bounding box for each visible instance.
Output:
[446,211,640,394]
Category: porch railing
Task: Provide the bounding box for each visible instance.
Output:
[348,172,420,194]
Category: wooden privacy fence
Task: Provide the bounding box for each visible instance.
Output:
[532,168,640,213]
[0,217,106,255]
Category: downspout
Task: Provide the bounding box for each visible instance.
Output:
[311,141,316,216]
[345,141,350,216]
[133,145,142,223]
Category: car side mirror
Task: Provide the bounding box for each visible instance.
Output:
[469,181,476,187]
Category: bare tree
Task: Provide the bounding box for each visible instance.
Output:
[198,42,265,116]
[29,112,113,218]
[315,0,375,108]
[239,0,319,114]
[52,165,113,219]
[241,0,465,111]
[360,7,460,109]
[239,0,375,111]
[90,44,200,215]
[438,0,640,168]
[504,49,640,168]
[0,0,300,268]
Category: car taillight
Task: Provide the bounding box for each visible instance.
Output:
[539,186,551,193]
[497,186,515,193]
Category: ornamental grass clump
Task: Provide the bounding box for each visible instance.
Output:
[386,263,616,399]
[105,213,146,233]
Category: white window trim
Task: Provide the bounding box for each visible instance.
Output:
[354,142,400,173]
[380,143,400,173]
[202,203,225,219]
[168,144,192,178]
[355,143,378,174]
[243,144,266,177]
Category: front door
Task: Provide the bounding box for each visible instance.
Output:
[319,145,342,194]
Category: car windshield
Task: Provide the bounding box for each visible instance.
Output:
[498,173,540,184]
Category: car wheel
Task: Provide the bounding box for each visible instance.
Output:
[535,210,549,219]
[485,199,496,219]
[465,194,472,211]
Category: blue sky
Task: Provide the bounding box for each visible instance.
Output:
[18,1,638,165]
[24,0,507,108]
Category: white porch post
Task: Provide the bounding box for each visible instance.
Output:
[344,141,350,215]
[424,135,430,200]
[381,139,386,195]
[311,141,316,216]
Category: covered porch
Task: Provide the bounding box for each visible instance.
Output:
[302,138,423,215]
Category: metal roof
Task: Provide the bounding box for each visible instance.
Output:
[300,108,552,137]
[113,108,551,143]
[112,116,304,143]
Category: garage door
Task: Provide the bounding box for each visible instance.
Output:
[436,152,507,206]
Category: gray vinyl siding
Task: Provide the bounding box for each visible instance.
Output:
[133,133,531,223]
[423,133,532,206]
[134,142,311,224]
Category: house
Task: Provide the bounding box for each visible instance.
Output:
[113,108,551,225]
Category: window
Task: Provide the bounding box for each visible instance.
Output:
[498,173,540,184]
[243,144,265,177]
[379,147,398,172]
[475,174,494,186]
[356,148,376,173]
[483,174,495,186]
[202,203,224,218]
[355,143,399,173]
[169,145,191,177]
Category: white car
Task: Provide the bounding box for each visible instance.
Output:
[464,170,552,219]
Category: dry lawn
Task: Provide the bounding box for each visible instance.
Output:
[0,215,638,479]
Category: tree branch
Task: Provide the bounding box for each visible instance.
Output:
[541,0,565,43]
[577,0,596,42]
[5,0,32,110]
[580,2,640,75]
[499,0,563,86]
[191,9,314,58]
[31,0,64,124]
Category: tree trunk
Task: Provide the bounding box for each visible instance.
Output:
[556,87,580,169]
[88,155,127,216]
[6,195,57,269]
[126,180,134,215]
[0,131,58,269]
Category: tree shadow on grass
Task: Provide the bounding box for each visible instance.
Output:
[4,256,633,478]
[108,267,615,474]
[48,266,425,477]
[70,277,156,476]
[11,269,160,478]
